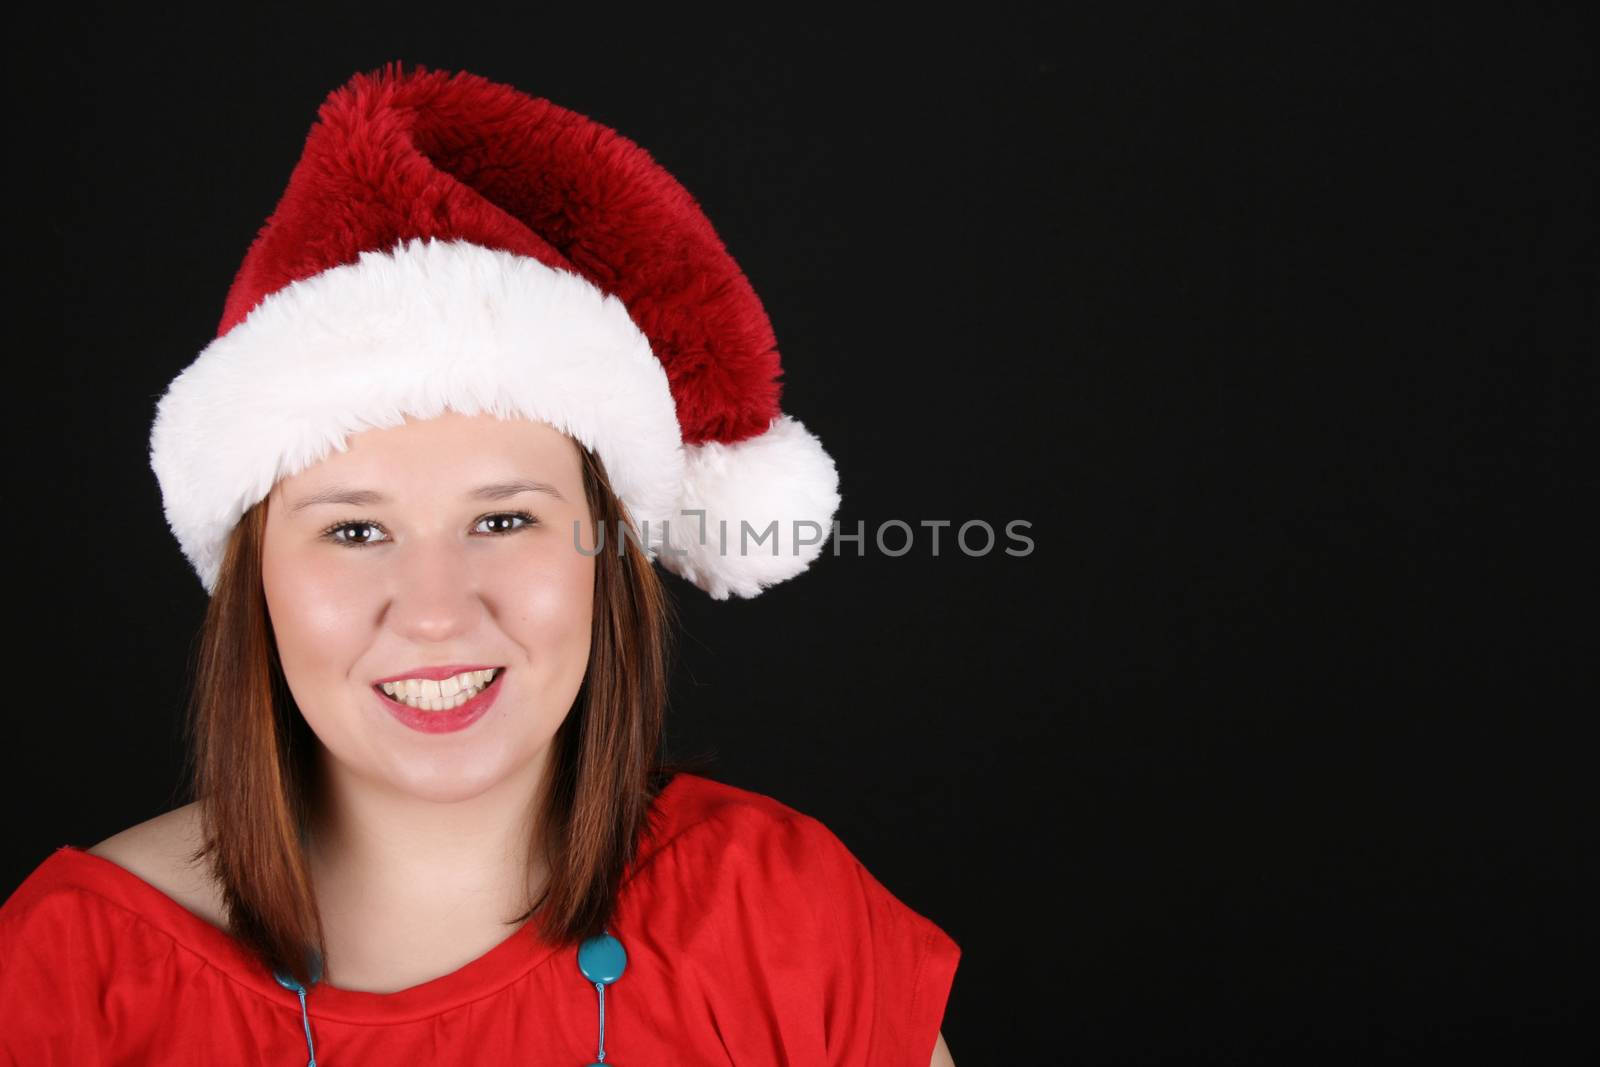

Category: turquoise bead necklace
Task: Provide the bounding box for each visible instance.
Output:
[272,928,629,1066]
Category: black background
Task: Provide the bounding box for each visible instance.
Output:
[5,5,1593,1064]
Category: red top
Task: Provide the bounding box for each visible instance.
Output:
[0,772,959,1066]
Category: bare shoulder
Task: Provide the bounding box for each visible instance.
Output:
[86,802,231,932]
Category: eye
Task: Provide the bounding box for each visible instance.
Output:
[318,511,541,548]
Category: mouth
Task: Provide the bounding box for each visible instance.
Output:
[372,666,506,712]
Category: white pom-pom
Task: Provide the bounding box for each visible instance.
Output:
[656,414,842,599]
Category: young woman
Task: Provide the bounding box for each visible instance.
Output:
[0,63,960,1065]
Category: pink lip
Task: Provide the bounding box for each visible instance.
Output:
[374,668,504,735]
[373,664,501,685]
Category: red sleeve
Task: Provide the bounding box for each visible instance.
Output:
[0,879,113,1066]
[709,809,962,1067]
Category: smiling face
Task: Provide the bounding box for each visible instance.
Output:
[261,409,596,806]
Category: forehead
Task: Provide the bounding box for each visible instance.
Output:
[273,410,584,498]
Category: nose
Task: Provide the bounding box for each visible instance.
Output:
[378,534,488,641]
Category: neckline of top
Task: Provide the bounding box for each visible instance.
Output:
[47,770,696,1025]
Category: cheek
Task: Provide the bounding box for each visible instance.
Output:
[503,552,595,662]
[261,553,374,680]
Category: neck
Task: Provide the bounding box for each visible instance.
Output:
[303,746,553,991]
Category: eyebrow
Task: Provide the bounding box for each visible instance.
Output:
[288,478,567,512]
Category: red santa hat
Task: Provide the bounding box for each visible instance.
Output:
[148,61,840,600]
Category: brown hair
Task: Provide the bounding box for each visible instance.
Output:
[176,442,710,988]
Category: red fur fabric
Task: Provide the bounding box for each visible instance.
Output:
[218,60,783,447]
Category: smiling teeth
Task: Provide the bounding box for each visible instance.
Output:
[380,669,499,711]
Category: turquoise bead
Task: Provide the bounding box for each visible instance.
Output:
[577,932,627,985]
[272,949,324,991]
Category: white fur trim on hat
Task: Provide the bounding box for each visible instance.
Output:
[149,237,685,594]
